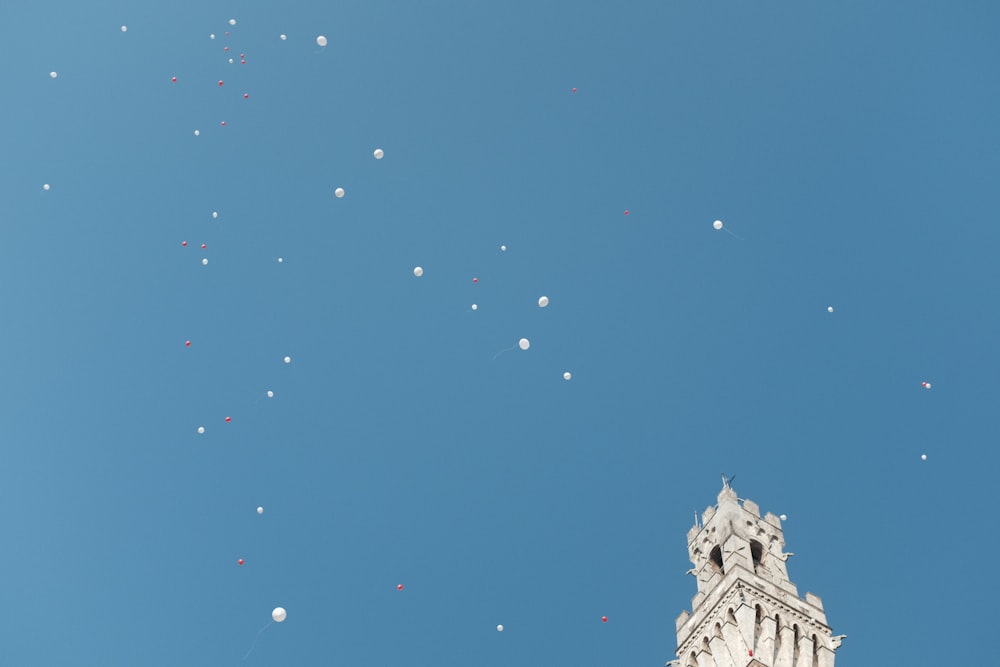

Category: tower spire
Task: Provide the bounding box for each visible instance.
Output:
[721,473,735,490]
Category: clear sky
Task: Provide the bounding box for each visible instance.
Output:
[1,1,997,665]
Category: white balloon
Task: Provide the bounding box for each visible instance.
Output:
[713,220,723,230]
[921,454,927,461]
[212,211,218,219]
[413,266,423,277]
[563,372,572,381]
[120,25,127,32]
[827,306,834,313]
[779,514,787,521]
[210,34,215,39]
[496,624,504,632]
[277,257,284,263]
[49,71,58,78]
[280,34,287,40]
[202,258,209,266]
[193,130,200,136]
[334,187,345,198]
[257,506,264,514]
[229,58,234,64]
[266,390,274,398]
[316,35,328,46]
[284,356,291,364]
[229,18,237,26]
[373,148,384,159]
[538,296,549,308]
[272,607,286,623]
[500,245,506,251]
[43,184,50,191]
[197,426,205,434]
[471,304,478,311]
[518,338,530,350]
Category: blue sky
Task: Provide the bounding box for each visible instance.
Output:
[1,1,997,664]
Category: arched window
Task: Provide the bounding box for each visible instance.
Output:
[750,539,764,573]
[709,546,725,574]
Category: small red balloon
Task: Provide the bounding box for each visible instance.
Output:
[241,60,246,65]
[181,241,187,247]
[185,341,191,347]
[397,584,404,590]
[240,54,245,58]
[624,210,629,215]
[244,93,249,99]
[601,616,608,623]
[171,76,177,83]
[572,87,577,93]
[472,277,478,283]
[224,46,229,52]
[238,558,244,565]
[221,121,226,126]
[218,80,224,86]
[201,244,207,249]
[225,416,232,423]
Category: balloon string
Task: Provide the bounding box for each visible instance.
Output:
[724,227,743,240]
[242,620,273,661]
[492,344,516,360]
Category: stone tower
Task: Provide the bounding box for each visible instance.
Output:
[672,481,845,667]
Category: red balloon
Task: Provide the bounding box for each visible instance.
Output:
[472,277,478,283]
[201,244,207,249]
[244,93,249,99]
[220,121,226,126]
[238,558,244,565]
[225,416,232,423]
[224,46,229,52]
[218,80,224,86]
[185,341,191,347]
[572,87,577,93]
[240,54,245,58]
[623,210,629,216]
[397,584,404,590]
[241,60,246,64]
[181,241,187,247]
[601,616,608,623]
[171,76,177,83]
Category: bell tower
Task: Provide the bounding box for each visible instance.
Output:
[671,480,845,667]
